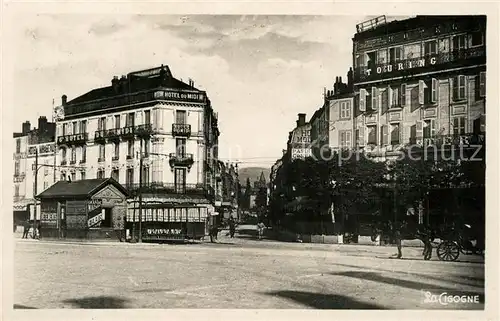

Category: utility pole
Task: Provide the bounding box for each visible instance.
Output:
[138,139,144,243]
[33,148,39,238]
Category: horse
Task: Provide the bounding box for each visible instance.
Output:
[371,219,435,260]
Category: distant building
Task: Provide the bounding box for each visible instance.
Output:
[287,114,312,161]
[13,116,56,223]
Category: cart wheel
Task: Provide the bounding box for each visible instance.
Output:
[437,241,460,261]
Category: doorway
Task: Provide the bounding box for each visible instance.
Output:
[101,208,113,228]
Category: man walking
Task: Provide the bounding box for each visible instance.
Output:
[22,220,30,239]
[257,221,266,240]
[228,216,236,238]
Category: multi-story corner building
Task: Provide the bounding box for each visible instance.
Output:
[13,117,57,223]
[217,161,240,220]
[53,64,220,239]
[287,114,312,161]
[352,15,486,160]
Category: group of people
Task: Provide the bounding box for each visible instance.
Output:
[208,216,267,242]
[20,220,41,239]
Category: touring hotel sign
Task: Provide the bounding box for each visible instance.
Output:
[365,56,438,77]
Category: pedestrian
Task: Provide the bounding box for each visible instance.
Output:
[37,222,42,239]
[257,221,266,240]
[22,220,30,239]
[228,216,236,238]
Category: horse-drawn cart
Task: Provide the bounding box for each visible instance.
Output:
[436,224,484,262]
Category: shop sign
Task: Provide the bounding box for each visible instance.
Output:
[88,212,104,227]
[154,90,205,102]
[88,199,102,212]
[146,228,182,235]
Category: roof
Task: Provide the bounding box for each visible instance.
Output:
[36,178,129,200]
[67,65,200,105]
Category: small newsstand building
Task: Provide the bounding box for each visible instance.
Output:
[36,178,129,241]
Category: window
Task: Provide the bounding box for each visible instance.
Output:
[400,84,406,106]
[470,31,483,47]
[367,125,377,145]
[478,72,486,98]
[127,113,135,127]
[142,165,150,184]
[366,52,376,69]
[14,160,20,176]
[114,142,119,158]
[99,144,105,160]
[424,40,437,56]
[387,86,399,108]
[60,173,66,181]
[176,110,187,124]
[98,117,106,131]
[81,171,86,180]
[16,139,21,153]
[126,168,134,187]
[71,172,76,182]
[71,147,76,163]
[452,75,466,101]
[453,117,466,135]
[44,160,49,175]
[115,115,121,128]
[14,185,19,197]
[97,169,105,179]
[389,47,403,63]
[127,140,134,158]
[81,120,87,134]
[377,49,387,64]
[111,169,119,181]
[144,110,151,124]
[144,139,150,157]
[62,148,67,162]
[390,123,400,144]
[339,131,352,148]
[422,120,437,138]
[81,146,87,163]
[176,138,186,156]
[339,101,351,119]
[62,123,67,135]
[371,87,379,110]
[452,34,466,51]
[175,168,186,193]
[72,122,78,135]
[44,181,49,190]
[419,78,439,104]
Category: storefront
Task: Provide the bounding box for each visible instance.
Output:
[36,178,129,241]
[127,196,215,242]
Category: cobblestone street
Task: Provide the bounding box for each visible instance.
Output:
[13,237,484,309]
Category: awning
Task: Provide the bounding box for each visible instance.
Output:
[13,198,35,211]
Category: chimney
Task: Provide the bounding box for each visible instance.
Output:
[61,95,67,106]
[112,76,119,92]
[120,75,128,93]
[347,68,353,92]
[22,121,31,134]
[38,116,48,132]
[282,149,287,156]
[296,113,306,127]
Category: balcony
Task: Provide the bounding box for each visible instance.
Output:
[168,153,194,169]
[61,160,67,165]
[57,133,89,146]
[354,47,486,83]
[125,182,206,197]
[94,124,153,142]
[172,124,191,137]
[70,160,76,165]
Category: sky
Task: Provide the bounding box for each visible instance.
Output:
[10,14,405,168]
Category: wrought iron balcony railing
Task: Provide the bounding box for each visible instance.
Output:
[57,133,89,146]
[168,153,194,169]
[172,123,191,137]
[13,173,25,183]
[354,46,486,83]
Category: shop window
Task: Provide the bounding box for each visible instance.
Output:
[453,117,466,136]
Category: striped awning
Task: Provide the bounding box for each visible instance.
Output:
[13,198,35,211]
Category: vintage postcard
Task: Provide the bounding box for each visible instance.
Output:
[1,1,498,321]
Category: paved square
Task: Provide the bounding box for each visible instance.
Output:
[13,238,484,309]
